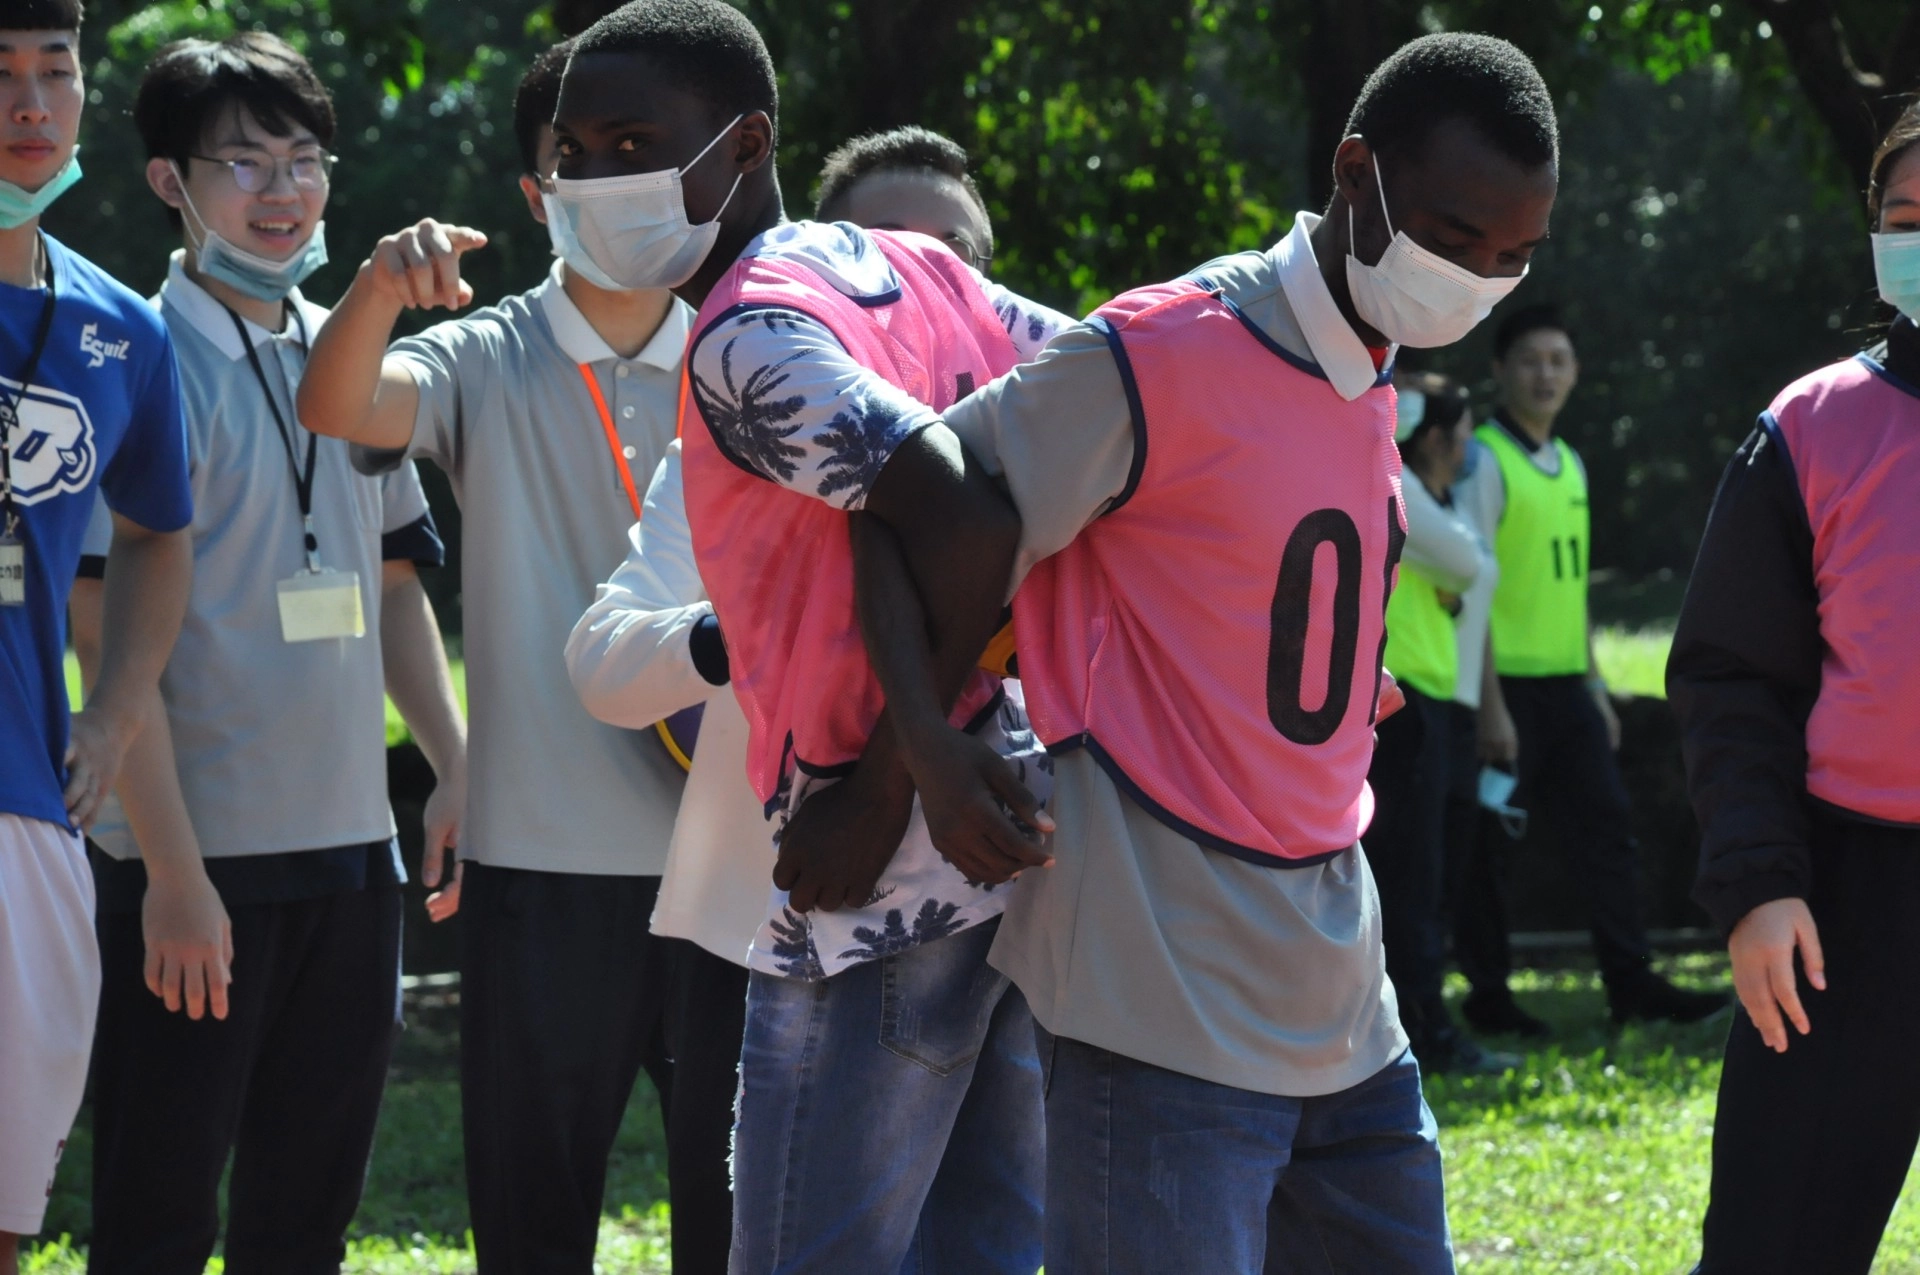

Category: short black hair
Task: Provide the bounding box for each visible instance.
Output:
[1345,33,1557,171]
[814,126,988,227]
[135,32,334,164]
[2,1,84,30]
[1493,302,1573,360]
[571,0,777,136]
[514,38,574,176]
[135,33,334,229]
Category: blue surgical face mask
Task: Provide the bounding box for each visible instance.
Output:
[173,162,328,302]
[0,149,82,230]
[1872,230,1920,324]
[1478,766,1529,839]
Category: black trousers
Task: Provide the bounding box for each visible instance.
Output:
[1439,701,1515,1000]
[1365,686,1453,1047]
[459,864,746,1275]
[1698,815,1920,1274]
[88,882,402,1275]
[1457,674,1651,988]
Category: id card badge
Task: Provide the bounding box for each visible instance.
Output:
[0,535,22,606]
[276,568,365,642]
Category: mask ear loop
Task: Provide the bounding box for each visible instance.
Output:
[683,114,747,175]
[1347,146,1398,262]
[169,160,216,253]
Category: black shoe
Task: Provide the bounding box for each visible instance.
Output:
[1461,990,1551,1039]
[1608,973,1731,1026]
[1420,1029,1521,1077]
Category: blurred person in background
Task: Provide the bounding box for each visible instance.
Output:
[1460,303,1726,1032]
[1371,369,1515,1076]
[1673,100,1920,1275]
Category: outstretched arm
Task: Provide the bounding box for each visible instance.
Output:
[297,218,486,451]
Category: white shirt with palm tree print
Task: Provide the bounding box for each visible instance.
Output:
[688,220,1074,981]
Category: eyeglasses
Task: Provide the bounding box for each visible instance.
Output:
[189,148,337,194]
[940,233,992,272]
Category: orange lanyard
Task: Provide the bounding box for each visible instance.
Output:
[577,363,644,521]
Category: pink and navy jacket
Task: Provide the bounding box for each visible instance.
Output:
[1671,317,1920,934]
[679,230,1017,808]
[1012,279,1405,863]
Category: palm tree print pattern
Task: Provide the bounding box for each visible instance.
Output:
[814,389,909,504]
[689,316,811,484]
[841,899,968,962]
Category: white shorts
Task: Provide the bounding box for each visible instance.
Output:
[0,813,96,1236]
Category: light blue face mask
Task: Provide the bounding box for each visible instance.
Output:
[173,163,328,302]
[1478,766,1529,840]
[0,149,82,230]
[1872,231,1920,324]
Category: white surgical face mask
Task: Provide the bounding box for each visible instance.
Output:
[1345,153,1525,349]
[544,115,743,291]
[1872,230,1920,324]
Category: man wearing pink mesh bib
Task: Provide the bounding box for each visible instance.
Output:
[856,33,1559,1273]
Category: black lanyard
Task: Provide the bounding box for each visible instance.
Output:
[1,235,59,538]
[226,304,320,570]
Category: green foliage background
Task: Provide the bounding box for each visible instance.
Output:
[47,0,1910,618]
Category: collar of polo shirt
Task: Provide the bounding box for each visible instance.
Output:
[159,249,328,362]
[536,259,690,369]
[1271,213,1393,403]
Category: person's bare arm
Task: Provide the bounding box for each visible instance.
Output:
[379,562,467,922]
[67,514,192,827]
[112,691,233,1020]
[72,523,231,1021]
[296,219,486,451]
[853,428,1050,880]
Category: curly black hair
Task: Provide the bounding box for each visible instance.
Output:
[1345,32,1557,171]
[571,0,777,136]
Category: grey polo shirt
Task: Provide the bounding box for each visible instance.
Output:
[367,262,691,875]
[942,213,1408,1097]
[92,253,442,863]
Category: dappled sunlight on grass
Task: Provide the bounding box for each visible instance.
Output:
[28,952,1920,1272]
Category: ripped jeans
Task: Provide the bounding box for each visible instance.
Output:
[728,917,1044,1275]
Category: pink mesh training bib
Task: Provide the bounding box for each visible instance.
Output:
[1012,281,1406,862]
[1768,354,1920,824]
[682,230,1018,806]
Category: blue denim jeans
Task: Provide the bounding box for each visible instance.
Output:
[729,917,1044,1275]
[1039,1033,1453,1274]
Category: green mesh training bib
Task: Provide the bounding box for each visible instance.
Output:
[1478,423,1591,677]
[1384,562,1457,701]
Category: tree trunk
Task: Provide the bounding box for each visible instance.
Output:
[1287,0,1422,208]
[1742,0,1920,203]
[848,0,984,134]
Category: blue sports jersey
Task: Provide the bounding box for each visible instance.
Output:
[0,234,191,828]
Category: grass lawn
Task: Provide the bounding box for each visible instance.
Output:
[26,952,1920,1273]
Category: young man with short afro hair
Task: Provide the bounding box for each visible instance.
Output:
[510,1,1078,1269]
[858,32,1561,1270]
